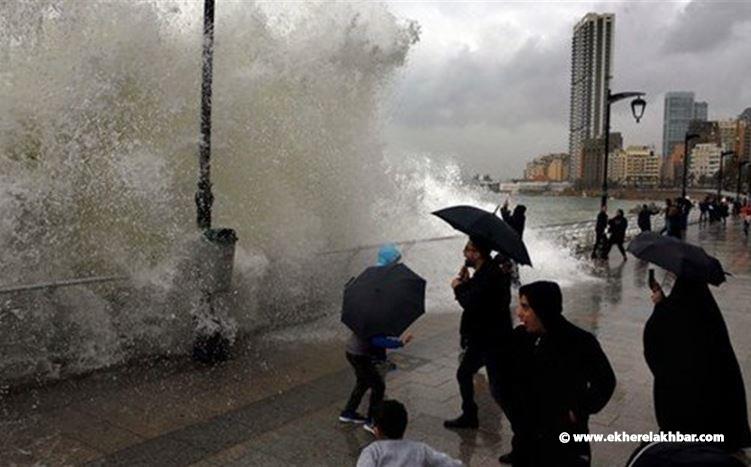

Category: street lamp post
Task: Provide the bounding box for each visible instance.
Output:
[739,160,750,200]
[717,150,734,200]
[681,133,700,199]
[601,90,647,208]
[196,0,215,230]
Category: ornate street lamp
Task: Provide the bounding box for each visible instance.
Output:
[601,91,647,207]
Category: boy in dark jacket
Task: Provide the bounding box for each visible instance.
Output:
[505,281,616,467]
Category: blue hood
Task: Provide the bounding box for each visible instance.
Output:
[376,243,402,266]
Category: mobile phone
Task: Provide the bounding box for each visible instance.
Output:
[648,269,657,291]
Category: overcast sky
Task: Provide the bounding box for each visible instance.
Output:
[382,0,751,179]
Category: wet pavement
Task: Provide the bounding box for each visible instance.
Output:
[2,220,751,466]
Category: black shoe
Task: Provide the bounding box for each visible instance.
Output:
[498,451,515,464]
[443,414,479,429]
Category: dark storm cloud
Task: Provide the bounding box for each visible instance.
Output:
[385,1,751,178]
[662,1,751,54]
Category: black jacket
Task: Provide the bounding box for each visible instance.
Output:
[501,206,526,240]
[454,260,512,347]
[595,212,608,236]
[510,318,616,466]
[638,209,652,231]
[608,216,628,242]
[644,279,751,450]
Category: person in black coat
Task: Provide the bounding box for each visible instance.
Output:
[638,205,653,232]
[444,236,514,430]
[501,201,527,240]
[606,209,628,261]
[505,281,616,467]
[592,206,609,259]
[645,278,751,452]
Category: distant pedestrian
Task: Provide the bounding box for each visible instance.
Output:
[501,200,527,240]
[606,209,628,261]
[340,244,414,433]
[637,204,653,232]
[741,202,751,237]
[357,400,463,467]
[505,281,616,467]
[444,236,513,430]
[699,197,710,225]
[645,278,751,452]
[663,199,682,239]
[592,206,608,259]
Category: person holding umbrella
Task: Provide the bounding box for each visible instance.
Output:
[628,233,751,453]
[431,206,531,431]
[340,244,424,434]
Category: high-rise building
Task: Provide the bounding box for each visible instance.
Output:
[739,108,751,162]
[689,143,722,183]
[568,12,614,182]
[693,101,708,121]
[662,92,708,160]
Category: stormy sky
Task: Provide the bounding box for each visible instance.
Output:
[384,1,751,179]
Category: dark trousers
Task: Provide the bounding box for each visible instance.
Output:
[606,238,626,258]
[457,344,512,420]
[591,232,606,259]
[343,352,384,419]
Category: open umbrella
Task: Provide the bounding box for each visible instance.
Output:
[627,231,727,286]
[432,205,532,266]
[342,263,426,338]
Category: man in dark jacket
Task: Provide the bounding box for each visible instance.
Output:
[444,236,513,430]
[606,209,628,261]
[592,206,608,259]
[506,281,616,467]
[637,205,653,232]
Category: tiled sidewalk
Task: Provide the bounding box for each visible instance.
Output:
[2,221,750,466]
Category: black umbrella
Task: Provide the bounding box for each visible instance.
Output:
[627,232,727,286]
[432,205,532,266]
[341,263,426,338]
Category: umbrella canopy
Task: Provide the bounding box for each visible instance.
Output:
[432,205,532,266]
[627,232,727,286]
[341,263,426,338]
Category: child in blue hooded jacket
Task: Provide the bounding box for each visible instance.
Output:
[339,244,414,434]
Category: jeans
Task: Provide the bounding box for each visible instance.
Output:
[343,352,385,419]
[456,343,512,420]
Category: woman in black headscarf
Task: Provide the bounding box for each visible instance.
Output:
[506,281,616,467]
[644,278,751,452]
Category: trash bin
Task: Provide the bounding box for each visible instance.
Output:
[195,228,238,294]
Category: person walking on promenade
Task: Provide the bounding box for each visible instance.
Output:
[340,244,414,434]
[501,200,527,240]
[699,196,710,225]
[592,206,608,259]
[357,400,463,467]
[637,205,653,233]
[662,199,682,239]
[500,199,526,285]
[645,278,751,453]
[505,281,616,467]
[741,201,751,237]
[444,236,513,430]
[606,209,628,261]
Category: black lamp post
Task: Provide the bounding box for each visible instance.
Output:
[196,0,215,230]
[717,150,734,199]
[681,133,700,199]
[739,160,750,200]
[601,91,646,208]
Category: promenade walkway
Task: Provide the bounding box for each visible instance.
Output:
[2,220,750,466]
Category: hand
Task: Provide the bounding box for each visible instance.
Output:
[451,277,463,289]
[401,332,414,345]
[459,266,469,281]
[651,286,664,304]
[568,410,578,424]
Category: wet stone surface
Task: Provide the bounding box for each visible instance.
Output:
[1,220,750,466]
